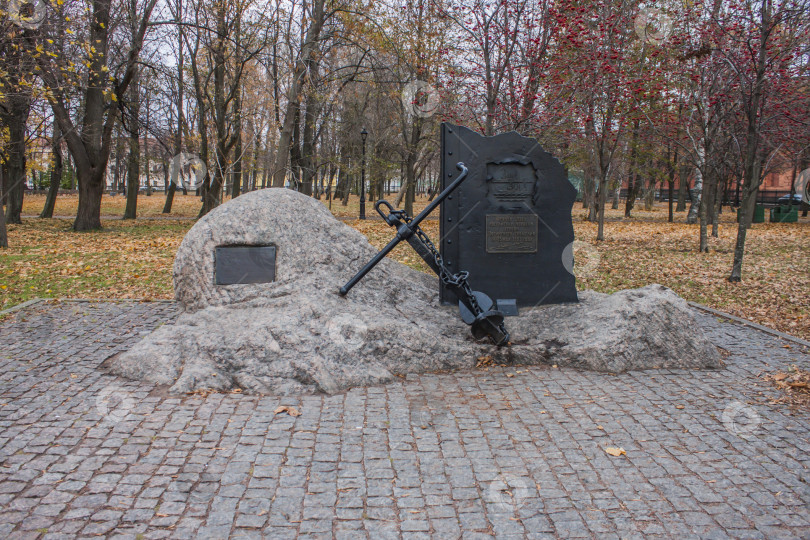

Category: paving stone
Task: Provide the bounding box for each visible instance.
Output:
[0,301,807,537]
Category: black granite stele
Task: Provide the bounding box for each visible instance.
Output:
[439,123,578,307]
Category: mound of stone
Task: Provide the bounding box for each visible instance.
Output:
[107,188,720,395]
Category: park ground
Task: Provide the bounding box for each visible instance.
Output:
[2,192,808,342]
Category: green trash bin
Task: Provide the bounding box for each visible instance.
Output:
[770,205,798,223]
[737,205,765,223]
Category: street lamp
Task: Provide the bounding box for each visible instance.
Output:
[360,127,368,220]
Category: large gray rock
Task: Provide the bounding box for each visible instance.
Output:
[108,188,721,395]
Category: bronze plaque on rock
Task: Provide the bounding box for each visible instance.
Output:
[486,214,538,253]
[215,245,277,285]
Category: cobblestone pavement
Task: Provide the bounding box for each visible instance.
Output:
[1,300,808,539]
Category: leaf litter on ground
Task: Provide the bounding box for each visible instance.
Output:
[3,198,809,344]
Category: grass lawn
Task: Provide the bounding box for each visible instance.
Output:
[5,191,810,341]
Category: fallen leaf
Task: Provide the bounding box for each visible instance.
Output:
[604,447,626,457]
[476,355,493,367]
[675,405,685,409]
[274,405,301,417]
[763,365,810,406]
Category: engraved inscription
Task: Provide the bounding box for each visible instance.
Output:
[486,214,538,253]
[215,246,277,285]
[486,163,537,205]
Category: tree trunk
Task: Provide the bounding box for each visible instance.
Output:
[0,167,7,248]
[698,169,714,252]
[711,177,723,238]
[123,69,140,220]
[187,19,210,214]
[730,173,758,282]
[162,180,177,213]
[164,0,185,212]
[144,87,152,197]
[1,20,35,225]
[676,169,689,212]
[113,124,124,192]
[230,80,243,199]
[729,0,769,282]
[642,181,656,211]
[289,106,302,191]
[625,175,639,217]
[76,169,106,230]
[596,171,609,241]
[401,114,423,216]
[124,131,140,220]
[2,96,30,225]
[325,162,333,200]
[341,171,351,206]
[200,2,230,215]
[395,161,407,208]
[335,148,351,205]
[624,120,640,217]
[668,180,675,222]
[0,200,7,248]
[405,166,416,216]
[667,147,678,223]
[231,134,243,198]
[687,172,702,224]
[583,166,597,220]
[40,121,63,219]
[250,123,262,191]
[299,37,322,197]
[271,0,326,188]
[395,180,407,208]
[69,154,76,190]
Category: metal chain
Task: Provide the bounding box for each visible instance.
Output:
[391,209,509,342]
[397,212,484,318]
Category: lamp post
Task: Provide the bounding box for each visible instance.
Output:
[360,128,368,220]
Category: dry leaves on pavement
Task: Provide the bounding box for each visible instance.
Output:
[763,366,810,407]
[274,405,301,417]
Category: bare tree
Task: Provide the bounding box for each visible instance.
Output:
[35,0,158,230]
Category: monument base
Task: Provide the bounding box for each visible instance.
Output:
[107,189,721,395]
